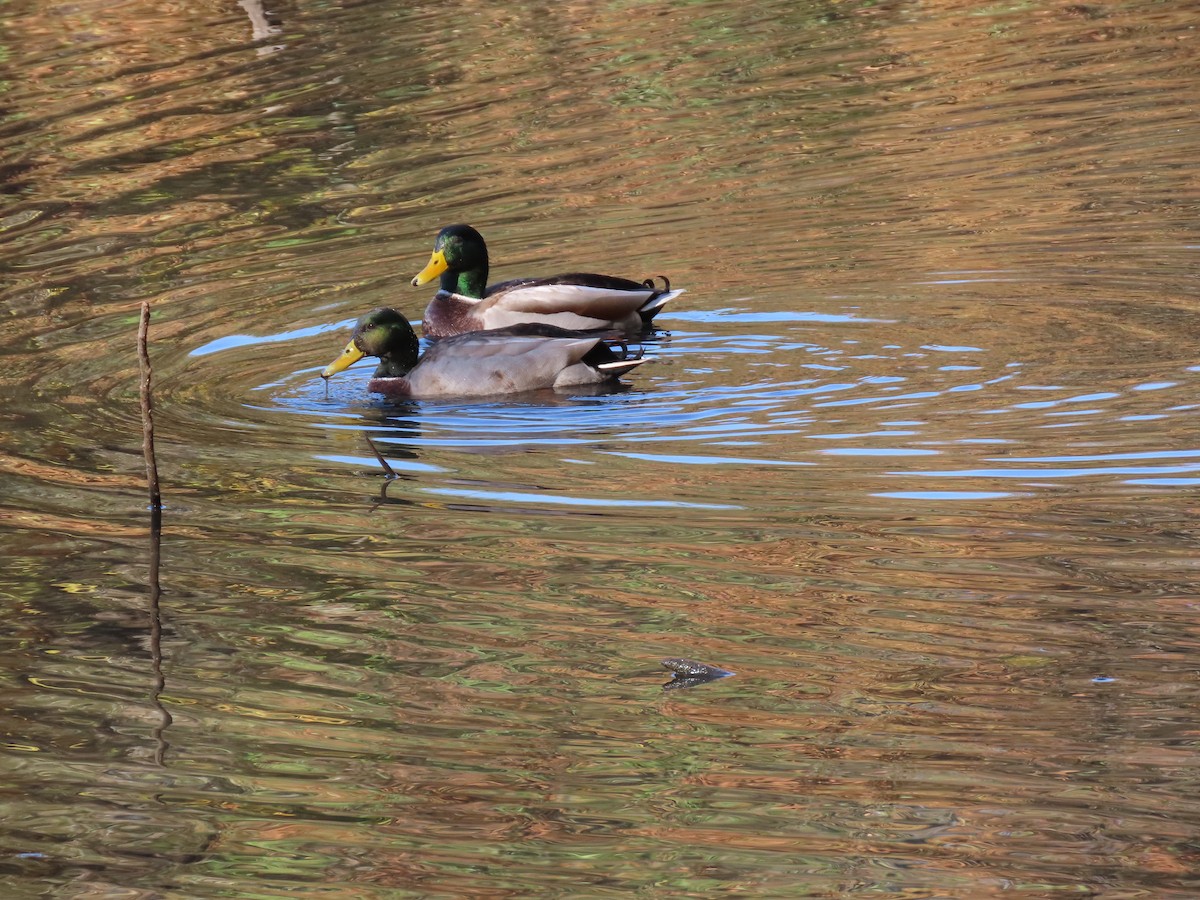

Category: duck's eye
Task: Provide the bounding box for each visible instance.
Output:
[364,323,375,331]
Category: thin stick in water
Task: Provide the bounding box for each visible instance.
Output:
[138,301,171,762]
[138,301,162,510]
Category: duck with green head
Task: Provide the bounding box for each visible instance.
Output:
[322,307,647,399]
[411,224,684,339]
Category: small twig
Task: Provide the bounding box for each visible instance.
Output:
[138,302,161,511]
[138,302,170,763]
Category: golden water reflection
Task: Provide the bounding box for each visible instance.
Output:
[2,0,1200,895]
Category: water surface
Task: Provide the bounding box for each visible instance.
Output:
[3,0,1200,896]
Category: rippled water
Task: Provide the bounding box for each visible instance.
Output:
[3,0,1200,896]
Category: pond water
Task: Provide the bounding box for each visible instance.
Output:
[3,0,1200,896]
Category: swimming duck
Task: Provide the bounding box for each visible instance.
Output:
[321,307,647,398]
[410,224,684,339]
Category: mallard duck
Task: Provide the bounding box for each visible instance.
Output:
[410,224,684,339]
[321,307,647,398]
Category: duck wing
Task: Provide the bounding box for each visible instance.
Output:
[482,273,670,321]
[403,325,620,397]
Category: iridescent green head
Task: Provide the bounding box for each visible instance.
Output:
[410,224,489,298]
[322,307,420,380]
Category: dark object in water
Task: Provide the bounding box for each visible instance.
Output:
[661,657,735,691]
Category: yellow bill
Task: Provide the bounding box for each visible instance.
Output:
[411,249,448,287]
[322,339,365,378]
